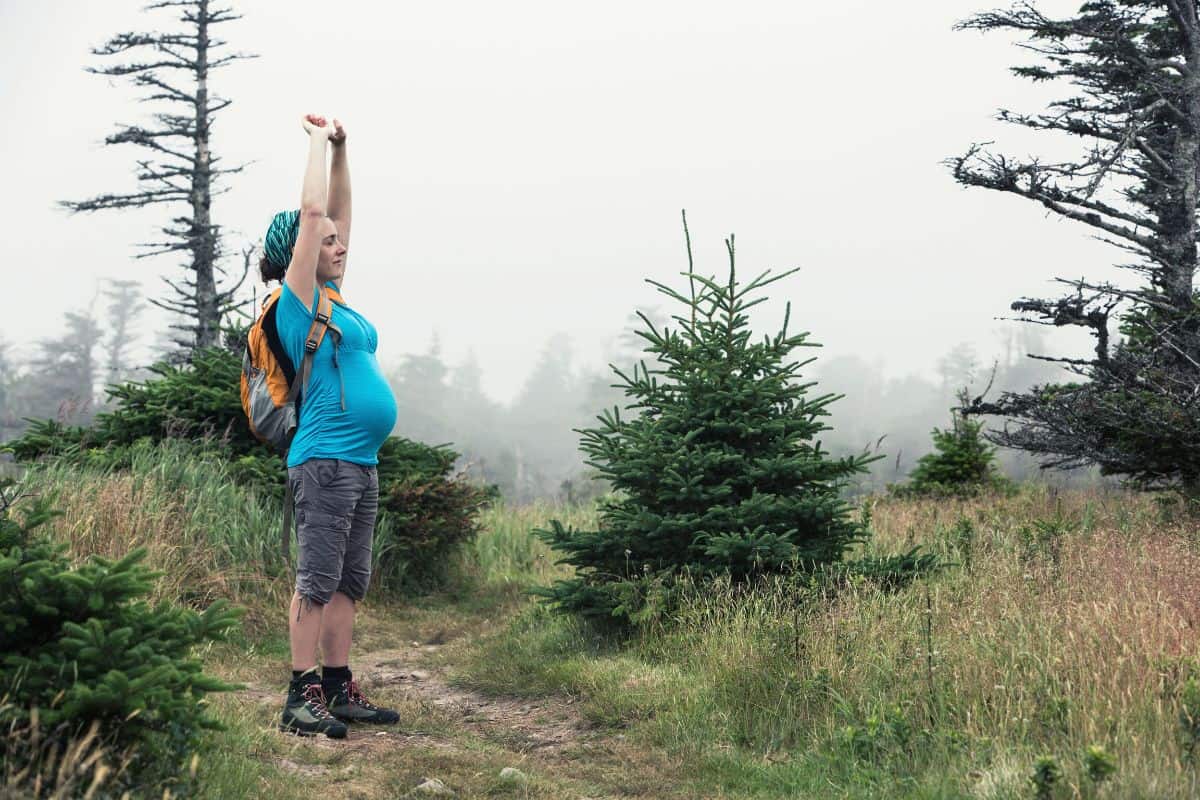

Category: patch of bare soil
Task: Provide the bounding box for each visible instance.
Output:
[239,639,599,762]
[358,643,598,754]
[237,631,690,799]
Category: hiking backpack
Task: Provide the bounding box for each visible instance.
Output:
[240,284,343,564]
[240,284,343,452]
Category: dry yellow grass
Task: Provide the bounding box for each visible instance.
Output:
[14,449,292,629]
[458,485,1200,796]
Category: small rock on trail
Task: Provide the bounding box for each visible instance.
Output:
[498,766,528,784]
[411,777,454,796]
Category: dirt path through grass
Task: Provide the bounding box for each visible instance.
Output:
[219,602,686,800]
[356,642,594,754]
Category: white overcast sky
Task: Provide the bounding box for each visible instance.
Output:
[1,0,1119,405]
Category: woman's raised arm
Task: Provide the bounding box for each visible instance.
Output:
[284,116,332,311]
[328,118,352,257]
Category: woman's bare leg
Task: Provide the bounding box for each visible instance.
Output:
[320,591,356,667]
[289,593,324,670]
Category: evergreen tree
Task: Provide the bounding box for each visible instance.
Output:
[508,333,585,501]
[536,215,879,624]
[949,2,1200,494]
[895,388,1014,498]
[937,343,979,394]
[27,305,103,424]
[0,336,14,441]
[0,480,241,795]
[390,331,452,446]
[443,349,511,492]
[448,347,487,403]
[101,278,145,387]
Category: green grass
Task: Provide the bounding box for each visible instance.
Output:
[460,497,595,586]
[449,485,1200,798]
[13,443,1200,798]
[15,439,289,617]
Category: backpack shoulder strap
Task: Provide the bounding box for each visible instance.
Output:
[285,288,336,403]
[280,287,339,571]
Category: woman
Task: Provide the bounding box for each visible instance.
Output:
[260,114,399,738]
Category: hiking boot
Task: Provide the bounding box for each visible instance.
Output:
[280,680,349,738]
[324,678,401,724]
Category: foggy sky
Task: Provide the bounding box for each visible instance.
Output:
[1,0,1118,405]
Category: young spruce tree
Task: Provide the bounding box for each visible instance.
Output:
[0,481,241,794]
[536,215,879,624]
[896,387,1013,498]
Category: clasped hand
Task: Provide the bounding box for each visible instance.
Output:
[301,113,346,146]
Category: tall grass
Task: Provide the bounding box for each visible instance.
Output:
[457,484,1200,798]
[1,714,128,800]
[14,439,291,624]
[454,497,591,592]
[14,442,1200,796]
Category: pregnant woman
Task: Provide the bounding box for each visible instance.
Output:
[260,114,399,738]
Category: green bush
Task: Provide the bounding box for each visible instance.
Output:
[1029,755,1061,800]
[0,480,242,796]
[838,702,914,764]
[3,346,497,593]
[1083,744,1117,784]
[1179,674,1200,763]
[375,436,496,592]
[4,348,255,462]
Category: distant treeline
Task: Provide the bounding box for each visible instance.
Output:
[812,330,1105,495]
[0,279,145,441]
[0,294,1100,501]
[389,312,1104,501]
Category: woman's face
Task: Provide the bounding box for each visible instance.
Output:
[314,216,347,284]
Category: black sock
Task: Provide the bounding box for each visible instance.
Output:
[291,666,320,685]
[322,664,352,686]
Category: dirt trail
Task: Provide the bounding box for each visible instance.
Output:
[238,633,625,792]
[357,643,595,754]
[229,602,692,799]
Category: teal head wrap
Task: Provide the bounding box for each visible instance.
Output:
[263,209,301,272]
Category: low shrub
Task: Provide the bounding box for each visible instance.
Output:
[375,436,496,592]
[4,346,497,594]
[0,479,242,797]
[1083,744,1117,784]
[1029,755,1061,800]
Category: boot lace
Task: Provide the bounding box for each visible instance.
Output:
[301,682,336,720]
[346,679,381,711]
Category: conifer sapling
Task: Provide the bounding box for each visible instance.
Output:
[535,214,881,624]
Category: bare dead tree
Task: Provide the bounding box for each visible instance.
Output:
[30,305,103,425]
[101,278,145,385]
[948,1,1200,495]
[62,0,255,355]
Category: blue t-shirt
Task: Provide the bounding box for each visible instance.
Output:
[277,281,398,467]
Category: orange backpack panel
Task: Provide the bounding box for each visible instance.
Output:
[240,286,339,453]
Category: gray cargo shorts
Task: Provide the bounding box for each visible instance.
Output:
[288,457,379,605]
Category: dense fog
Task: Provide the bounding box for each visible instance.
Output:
[0,293,1104,501]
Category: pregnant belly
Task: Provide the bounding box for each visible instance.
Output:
[340,350,398,447]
